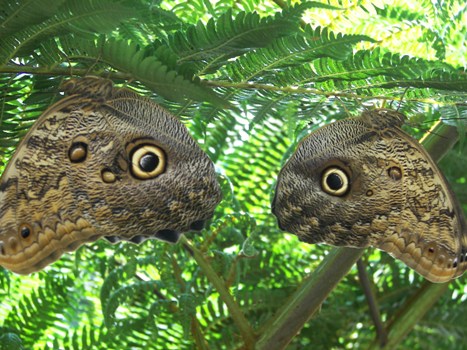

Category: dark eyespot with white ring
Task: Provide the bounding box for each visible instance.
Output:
[130,144,166,180]
[321,167,350,197]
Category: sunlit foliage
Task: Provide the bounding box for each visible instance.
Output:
[0,0,466,349]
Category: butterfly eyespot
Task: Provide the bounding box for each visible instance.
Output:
[387,166,402,181]
[68,142,88,163]
[366,189,374,197]
[19,224,32,239]
[101,169,116,184]
[321,167,349,196]
[130,144,166,180]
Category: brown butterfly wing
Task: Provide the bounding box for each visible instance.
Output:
[65,84,222,243]
[374,121,467,282]
[0,96,100,274]
[272,109,466,282]
[0,77,222,274]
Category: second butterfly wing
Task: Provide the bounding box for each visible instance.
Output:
[272,109,467,283]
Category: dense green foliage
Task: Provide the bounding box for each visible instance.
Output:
[0,0,466,349]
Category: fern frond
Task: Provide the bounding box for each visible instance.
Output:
[104,280,162,327]
[268,48,467,96]
[2,275,77,348]
[36,36,225,104]
[220,115,289,217]
[100,258,139,312]
[0,0,138,65]
[59,325,101,350]
[384,69,467,91]
[197,109,242,162]
[380,3,449,60]
[170,3,314,73]
[223,26,374,83]
[416,288,467,348]
[112,4,187,46]
[376,4,426,23]
[0,75,57,166]
[103,39,225,104]
[0,331,24,350]
[0,0,66,38]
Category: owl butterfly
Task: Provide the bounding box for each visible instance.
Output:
[272,109,467,283]
[0,77,222,275]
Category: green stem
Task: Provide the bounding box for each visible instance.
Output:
[0,64,131,79]
[191,317,210,350]
[0,64,354,98]
[255,247,364,349]
[419,120,460,162]
[0,64,448,106]
[271,0,308,28]
[357,260,387,347]
[366,281,449,350]
[179,235,256,348]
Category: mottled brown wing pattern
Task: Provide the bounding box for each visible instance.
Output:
[0,105,99,274]
[0,77,222,275]
[272,109,466,283]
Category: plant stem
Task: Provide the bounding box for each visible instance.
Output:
[419,120,460,162]
[255,247,364,349]
[180,235,256,348]
[366,281,449,350]
[271,0,308,28]
[0,64,131,79]
[0,64,448,106]
[191,317,210,350]
[357,260,387,347]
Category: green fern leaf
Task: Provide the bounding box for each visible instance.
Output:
[50,36,226,104]
[104,280,162,327]
[220,115,289,215]
[170,2,315,73]
[384,69,467,91]
[223,26,374,83]
[0,0,66,37]
[102,38,226,104]
[268,48,467,94]
[0,332,24,350]
[2,275,76,348]
[0,0,138,64]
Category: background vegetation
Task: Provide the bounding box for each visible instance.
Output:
[0,0,466,349]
